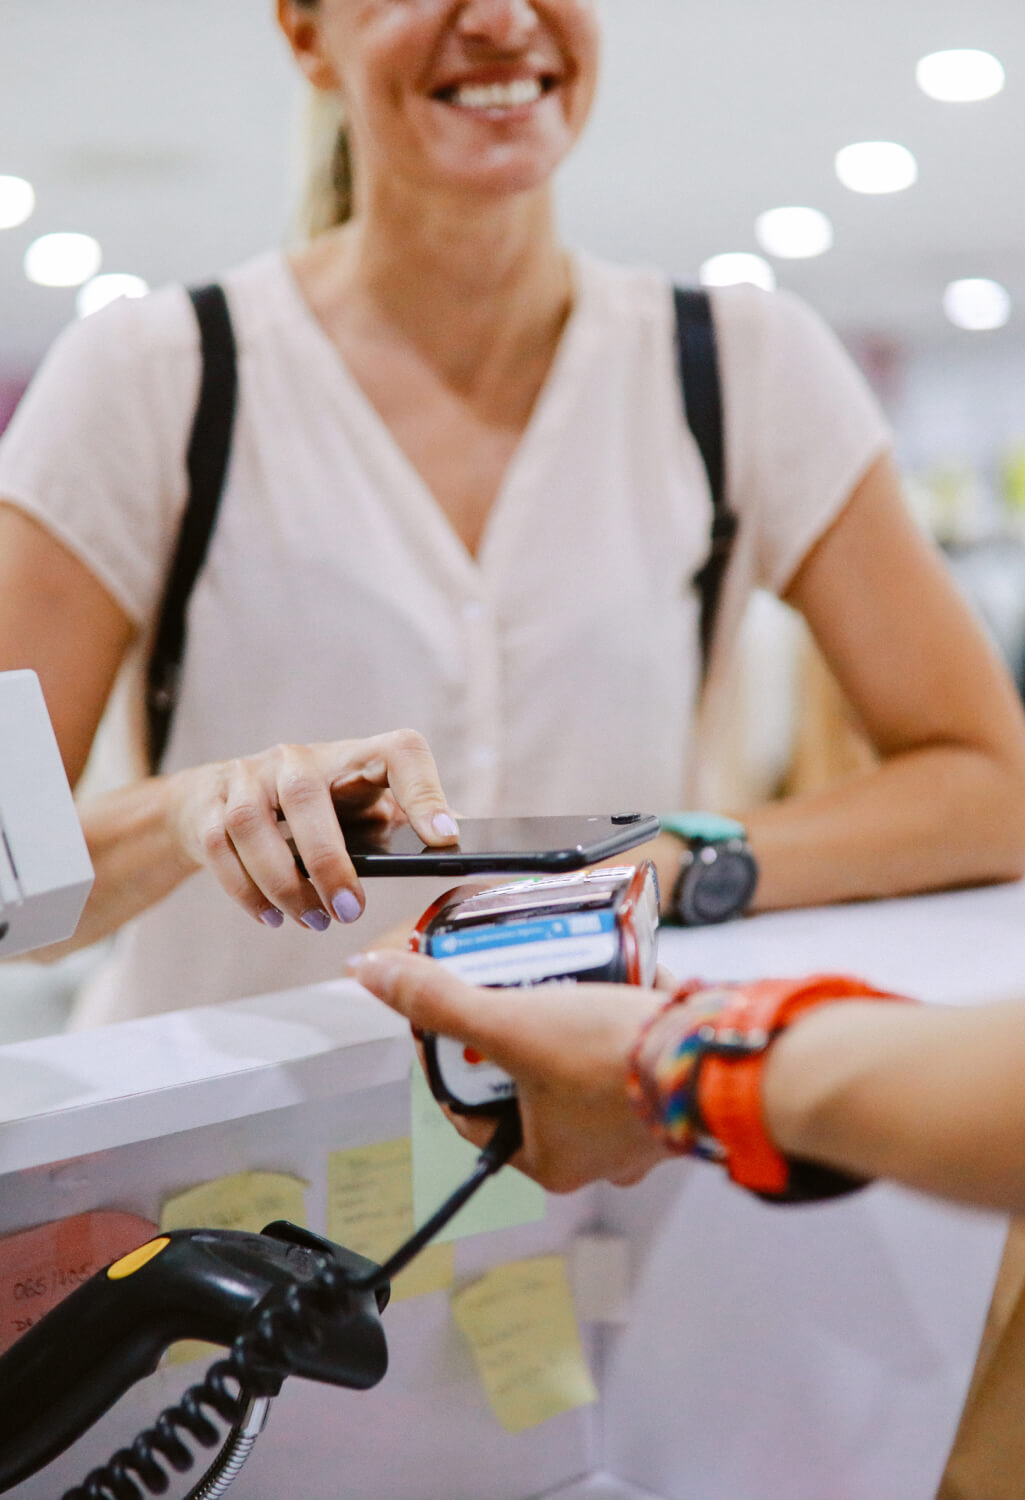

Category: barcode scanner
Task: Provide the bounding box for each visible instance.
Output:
[0,1222,388,1494]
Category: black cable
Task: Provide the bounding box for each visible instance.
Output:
[61,1354,268,1500]
[349,1106,523,1292]
[61,1111,523,1500]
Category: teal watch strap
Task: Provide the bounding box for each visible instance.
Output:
[659,812,747,843]
[660,812,758,926]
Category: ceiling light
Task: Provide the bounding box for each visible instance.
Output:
[24,232,102,288]
[917,49,1005,103]
[0,176,35,230]
[699,253,776,292]
[76,273,149,319]
[943,278,1011,331]
[835,141,918,195]
[754,207,834,260]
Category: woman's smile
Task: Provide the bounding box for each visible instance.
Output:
[431,69,562,120]
[298,0,600,202]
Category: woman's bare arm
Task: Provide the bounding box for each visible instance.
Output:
[600,457,1025,922]
[745,454,1025,907]
[0,503,459,955]
[0,504,184,954]
[0,505,133,785]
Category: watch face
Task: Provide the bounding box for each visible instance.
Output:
[686,847,758,924]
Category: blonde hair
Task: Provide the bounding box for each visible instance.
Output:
[292,0,352,236]
[300,86,354,236]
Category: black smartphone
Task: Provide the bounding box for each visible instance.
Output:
[341,812,661,877]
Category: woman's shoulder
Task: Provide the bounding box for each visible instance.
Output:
[28,283,189,398]
[217,249,298,340]
[572,254,878,424]
[707,282,880,424]
[49,249,289,370]
[572,251,674,327]
[574,252,826,350]
[707,281,845,363]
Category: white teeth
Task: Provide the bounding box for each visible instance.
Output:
[449,78,544,111]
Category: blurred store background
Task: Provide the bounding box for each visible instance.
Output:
[3,0,1025,1036]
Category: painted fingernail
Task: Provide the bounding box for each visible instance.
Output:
[332,890,362,924]
[301,909,331,932]
[433,812,459,839]
[260,908,285,929]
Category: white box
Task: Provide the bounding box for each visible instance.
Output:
[0,670,93,958]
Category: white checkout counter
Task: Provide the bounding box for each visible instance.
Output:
[2,880,1022,1500]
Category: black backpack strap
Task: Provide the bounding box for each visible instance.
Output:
[673,286,737,682]
[146,283,238,773]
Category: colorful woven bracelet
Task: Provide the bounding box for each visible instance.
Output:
[626,982,733,1158]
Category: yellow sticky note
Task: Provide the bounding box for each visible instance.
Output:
[160,1170,308,1366]
[159,1171,308,1236]
[389,1240,454,1301]
[327,1139,453,1302]
[451,1255,598,1434]
[165,1338,221,1368]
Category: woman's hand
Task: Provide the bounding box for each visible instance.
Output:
[166,730,458,931]
[347,951,673,1192]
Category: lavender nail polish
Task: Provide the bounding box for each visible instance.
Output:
[260,908,285,929]
[332,890,362,924]
[433,812,459,839]
[301,909,331,932]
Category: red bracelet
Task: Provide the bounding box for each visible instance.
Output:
[628,974,914,1201]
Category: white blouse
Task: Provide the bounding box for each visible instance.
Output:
[0,251,889,1023]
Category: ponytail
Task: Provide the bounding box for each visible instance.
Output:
[301,87,354,236]
[291,0,353,236]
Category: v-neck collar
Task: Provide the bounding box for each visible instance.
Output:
[270,249,595,590]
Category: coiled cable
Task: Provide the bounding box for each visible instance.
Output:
[61,1344,277,1500]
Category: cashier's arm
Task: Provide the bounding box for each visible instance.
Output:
[352,950,1025,1214]
[762,993,1025,1213]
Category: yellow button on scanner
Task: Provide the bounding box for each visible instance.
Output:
[107,1237,171,1281]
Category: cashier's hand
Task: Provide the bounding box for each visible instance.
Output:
[347,951,674,1193]
[165,731,458,932]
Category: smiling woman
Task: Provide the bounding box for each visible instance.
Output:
[285,0,598,213]
[1,0,1024,1028]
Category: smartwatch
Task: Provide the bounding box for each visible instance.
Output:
[659,812,758,926]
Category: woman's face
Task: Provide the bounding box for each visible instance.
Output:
[284,0,601,205]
